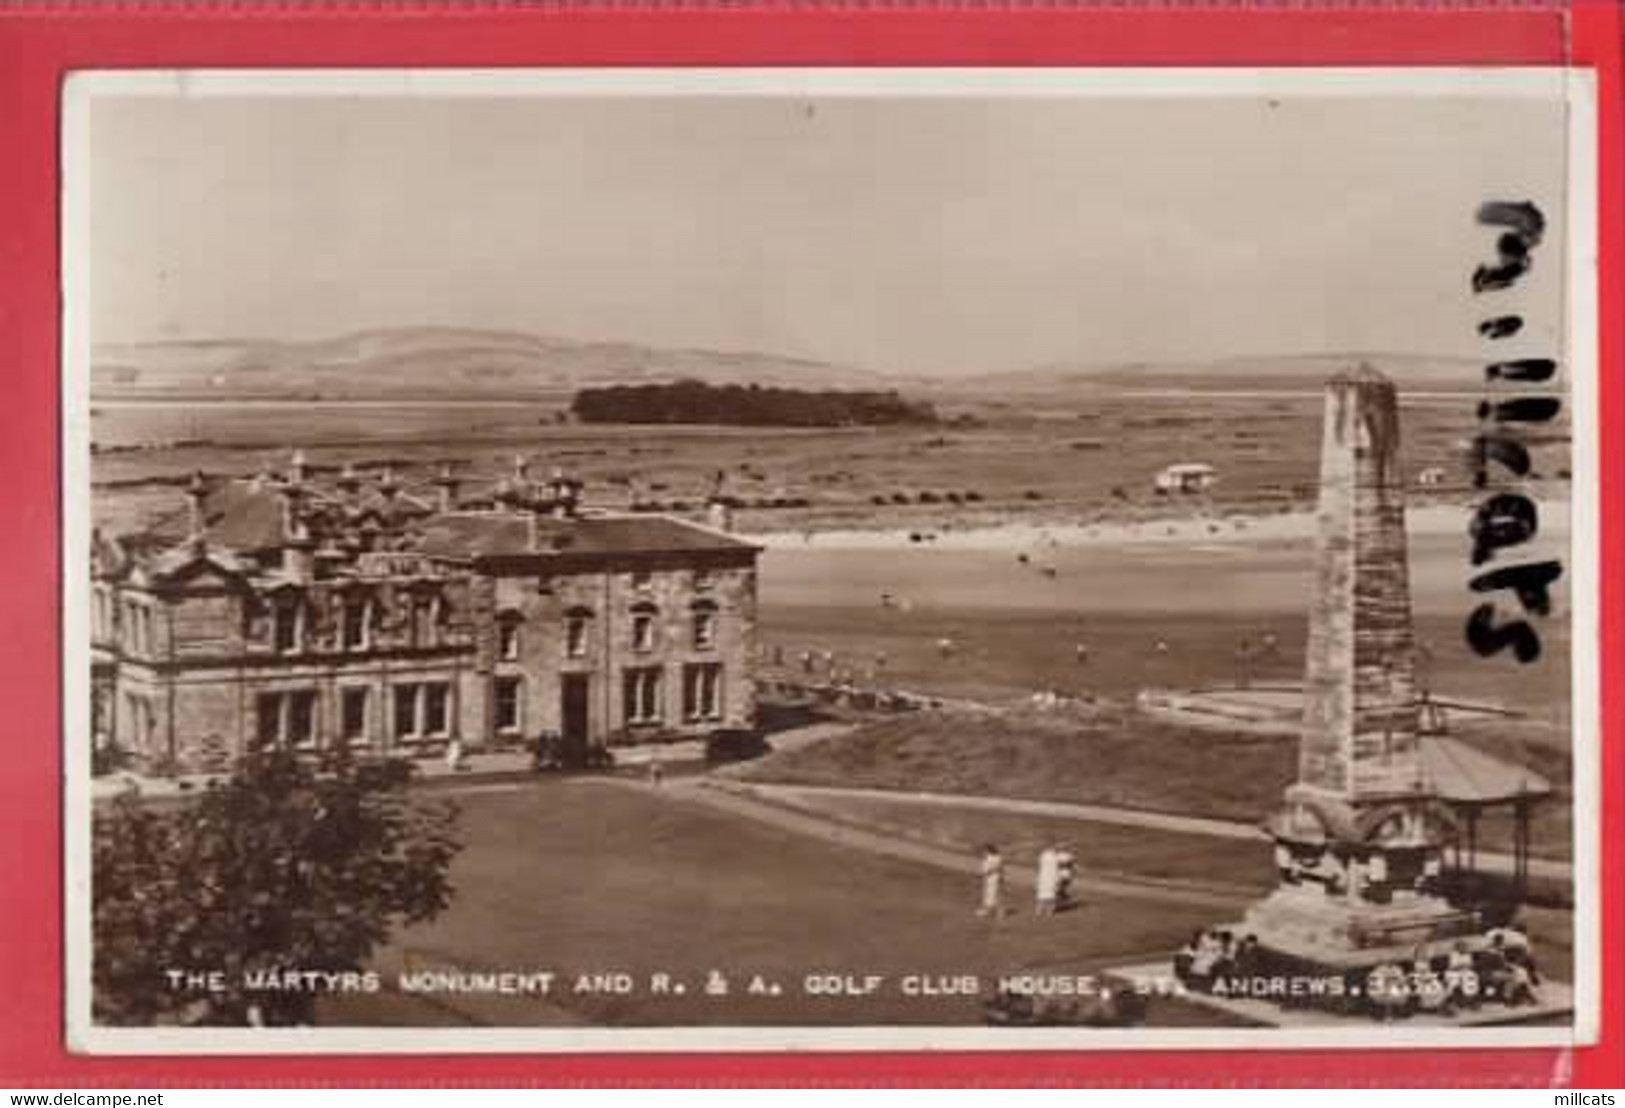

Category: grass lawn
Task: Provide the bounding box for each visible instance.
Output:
[783,792,1277,893]
[760,791,1574,986]
[736,703,1573,861]
[319,779,1230,1028]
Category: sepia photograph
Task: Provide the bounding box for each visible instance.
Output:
[61,67,1599,1053]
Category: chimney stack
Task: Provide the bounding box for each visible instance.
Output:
[278,482,315,582]
[433,461,461,514]
[288,448,308,487]
[706,468,734,533]
[337,461,361,497]
[549,468,580,519]
[185,470,209,545]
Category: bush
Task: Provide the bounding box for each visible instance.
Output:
[532,732,617,772]
[705,729,770,764]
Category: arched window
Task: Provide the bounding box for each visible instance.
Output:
[630,602,659,653]
[690,599,719,650]
[496,610,523,661]
[564,607,594,659]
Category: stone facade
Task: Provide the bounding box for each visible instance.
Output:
[1298,365,1424,800]
[90,461,759,774]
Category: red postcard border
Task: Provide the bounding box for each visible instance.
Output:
[0,0,1618,1088]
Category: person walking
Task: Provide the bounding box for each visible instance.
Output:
[1055,843,1077,911]
[978,844,1006,918]
[1035,846,1059,916]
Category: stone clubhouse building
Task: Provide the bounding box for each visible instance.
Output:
[89,454,760,774]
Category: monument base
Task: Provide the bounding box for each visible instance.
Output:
[1241,882,1481,969]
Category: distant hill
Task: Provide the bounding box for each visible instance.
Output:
[979,353,1489,394]
[91,326,895,400]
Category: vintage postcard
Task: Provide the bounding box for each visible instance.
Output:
[62,67,1600,1054]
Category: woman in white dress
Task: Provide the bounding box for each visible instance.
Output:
[1035,847,1060,915]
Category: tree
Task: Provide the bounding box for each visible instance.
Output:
[93,747,462,1026]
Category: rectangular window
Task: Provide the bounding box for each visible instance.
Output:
[424,683,451,737]
[394,684,420,739]
[255,692,281,749]
[125,693,153,752]
[498,620,521,661]
[273,602,301,654]
[623,667,663,725]
[256,689,320,749]
[342,600,370,650]
[287,690,318,748]
[341,687,369,743]
[683,663,723,722]
[241,599,263,643]
[494,677,522,734]
[407,596,443,648]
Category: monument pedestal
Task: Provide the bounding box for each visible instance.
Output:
[1241,883,1480,971]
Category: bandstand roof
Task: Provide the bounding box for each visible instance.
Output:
[1420,736,1553,807]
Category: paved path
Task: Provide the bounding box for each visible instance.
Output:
[598,776,1252,914]
[91,721,849,802]
[728,782,1573,884]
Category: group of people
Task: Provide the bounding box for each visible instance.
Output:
[1173,929,1261,992]
[1366,927,1542,1018]
[1172,924,1542,1018]
[977,843,1077,919]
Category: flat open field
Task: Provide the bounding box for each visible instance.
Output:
[89,387,1568,537]
[320,779,1234,1028]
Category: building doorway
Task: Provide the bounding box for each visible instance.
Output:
[561,673,591,762]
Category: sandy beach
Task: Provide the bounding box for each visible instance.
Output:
[743,500,1574,554]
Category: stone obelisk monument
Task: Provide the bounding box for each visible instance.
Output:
[1244,365,1475,969]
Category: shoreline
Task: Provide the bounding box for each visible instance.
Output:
[741,500,1574,554]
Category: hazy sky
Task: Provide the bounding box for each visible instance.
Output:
[85,77,1572,375]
